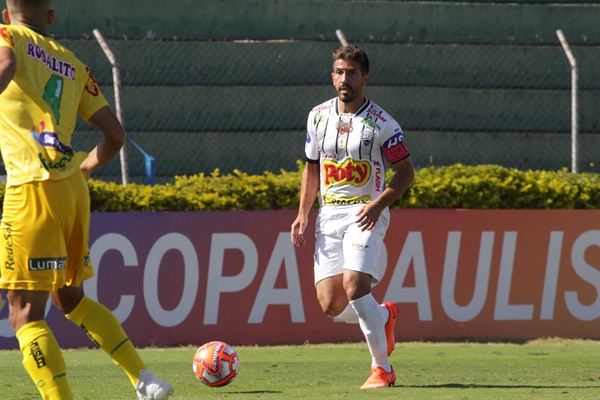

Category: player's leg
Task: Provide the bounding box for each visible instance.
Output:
[7,290,75,399]
[316,274,348,316]
[57,172,173,399]
[345,270,390,370]
[313,213,356,322]
[53,286,145,385]
[343,222,396,388]
[0,181,76,398]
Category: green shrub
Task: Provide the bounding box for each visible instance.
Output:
[395,165,599,209]
[0,164,597,211]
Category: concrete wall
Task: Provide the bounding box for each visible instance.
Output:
[49,0,599,44]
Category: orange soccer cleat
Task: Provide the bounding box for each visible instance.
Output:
[383,302,399,357]
[360,366,396,389]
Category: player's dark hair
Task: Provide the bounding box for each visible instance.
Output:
[332,45,370,74]
[6,0,50,13]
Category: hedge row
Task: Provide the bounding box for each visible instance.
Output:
[0,164,598,211]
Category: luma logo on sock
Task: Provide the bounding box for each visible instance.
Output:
[28,257,67,271]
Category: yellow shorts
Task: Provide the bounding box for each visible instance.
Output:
[0,172,94,291]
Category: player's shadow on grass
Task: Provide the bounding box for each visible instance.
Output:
[402,383,600,390]
[228,390,282,394]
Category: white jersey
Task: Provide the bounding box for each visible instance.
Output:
[305,97,410,208]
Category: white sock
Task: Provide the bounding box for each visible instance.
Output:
[350,294,391,372]
[332,304,359,324]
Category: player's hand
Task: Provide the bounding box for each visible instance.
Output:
[355,203,383,231]
[291,216,308,246]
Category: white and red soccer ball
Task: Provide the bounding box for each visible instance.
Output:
[193,341,240,387]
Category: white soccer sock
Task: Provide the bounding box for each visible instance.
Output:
[332,304,359,324]
[350,293,391,371]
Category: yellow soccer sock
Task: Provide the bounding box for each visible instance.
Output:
[65,296,147,387]
[16,320,74,400]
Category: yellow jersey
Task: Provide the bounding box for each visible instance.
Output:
[0,24,108,187]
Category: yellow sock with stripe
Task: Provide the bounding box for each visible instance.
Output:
[16,320,74,400]
[65,296,146,387]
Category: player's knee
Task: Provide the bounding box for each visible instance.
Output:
[50,287,84,314]
[6,291,48,332]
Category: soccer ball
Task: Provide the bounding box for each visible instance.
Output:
[192,341,240,387]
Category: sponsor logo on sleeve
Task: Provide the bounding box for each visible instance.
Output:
[0,27,14,46]
[84,66,99,96]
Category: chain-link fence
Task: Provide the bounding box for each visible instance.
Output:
[2,39,599,183]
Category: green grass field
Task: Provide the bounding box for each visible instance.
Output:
[1,339,598,399]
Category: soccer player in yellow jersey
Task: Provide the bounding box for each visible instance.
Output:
[0,1,173,399]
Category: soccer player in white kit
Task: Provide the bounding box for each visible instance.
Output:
[291,45,414,389]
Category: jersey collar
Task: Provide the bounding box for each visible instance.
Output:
[335,97,371,117]
[23,24,50,37]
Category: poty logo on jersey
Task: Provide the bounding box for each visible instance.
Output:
[30,121,73,154]
[306,132,311,143]
[26,42,75,81]
[0,27,14,46]
[323,159,371,188]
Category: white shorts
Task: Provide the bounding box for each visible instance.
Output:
[313,206,389,285]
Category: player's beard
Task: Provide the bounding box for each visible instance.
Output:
[337,85,356,103]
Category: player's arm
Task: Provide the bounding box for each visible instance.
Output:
[291,161,320,246]
[355,155,414,231]
[80,106,126,180]
[0,46,16,94]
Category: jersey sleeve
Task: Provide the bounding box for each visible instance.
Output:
[304,111,319,164]
[0,25,16,50]
[381,121,410,164]
[77,65,109,121]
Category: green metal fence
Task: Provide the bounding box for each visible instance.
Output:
[2,39,599,183]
